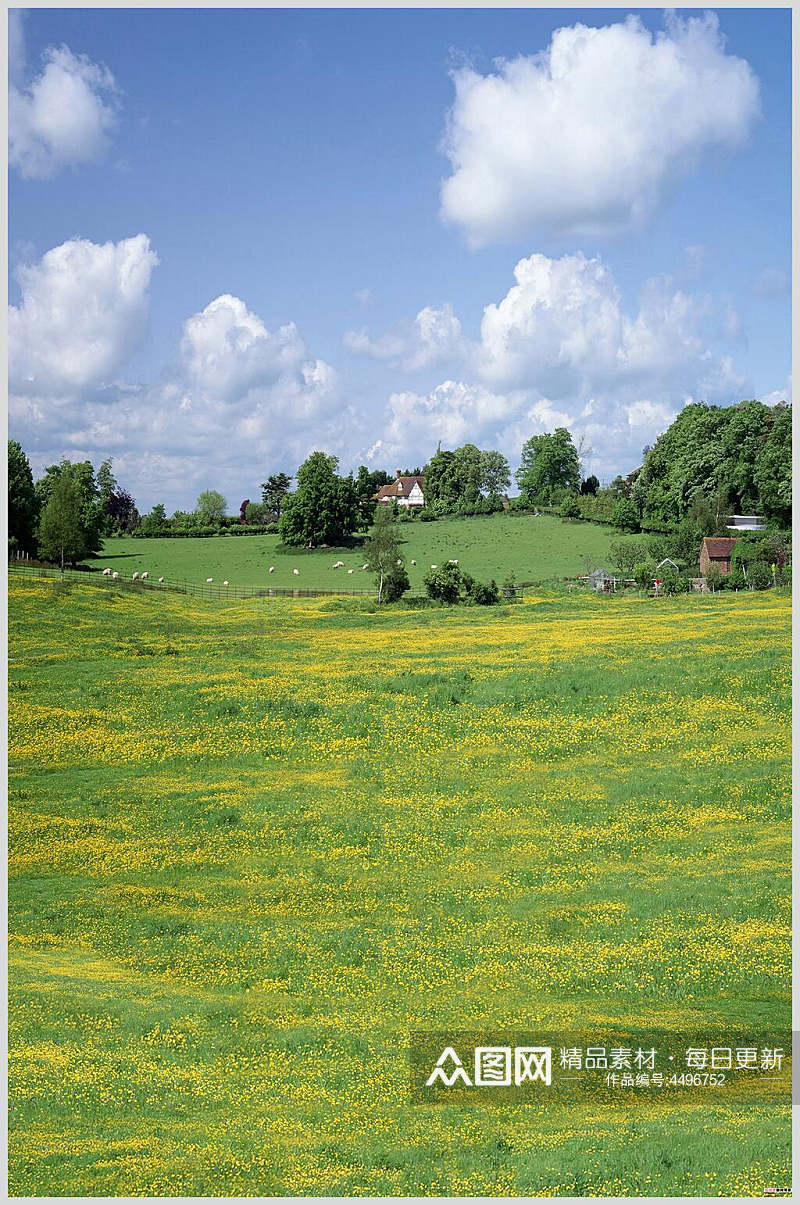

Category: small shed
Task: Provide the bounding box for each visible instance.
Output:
[655,557,680,573]
[583,567,618,593]
[699,536,739,576]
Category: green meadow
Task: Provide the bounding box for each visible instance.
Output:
[95,512,639,590]
[8,577,791,1196]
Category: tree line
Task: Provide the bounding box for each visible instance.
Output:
[8,398,791,566]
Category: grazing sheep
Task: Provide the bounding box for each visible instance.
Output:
[448,559,458,565]
[361,564,369,570]
[112,572,119,579]
[333,560,344,569]
[206,577,213,583]
[141,571,149,579]
[158,577,164,584]
[102,568,111,576]
[269,566,275,573]
[411,559,416,566]
[293,568,299,576]
[430,564,437,570]
[223,580,229,586]
[132,572,139,581]
[347,568,354,574]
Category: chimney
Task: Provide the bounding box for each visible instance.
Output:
[395,469,402,478]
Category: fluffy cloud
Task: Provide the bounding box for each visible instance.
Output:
[440,13,759,245]
[367,250,748,478]
[10,252,347,509]
[344,303,462,371]
[476,251,743,402]
[10,234,159,395]
[10,27,119,179]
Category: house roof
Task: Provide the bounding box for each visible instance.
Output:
[373,476,424,500]
[702,537,739,558]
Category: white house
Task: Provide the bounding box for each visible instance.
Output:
[373,471,425,509]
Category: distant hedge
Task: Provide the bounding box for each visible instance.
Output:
[132,524,278,539]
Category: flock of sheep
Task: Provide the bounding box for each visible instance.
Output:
[100,557,459,586]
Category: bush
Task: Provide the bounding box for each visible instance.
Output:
[560,494,581,520]
[612,498,641,533]
[727,566,746,590]
[705,563,724,592]
[469,578,500,605]
[424,563,462,604]
[747,560,772,590]
[419,508,437,522]
[633,560,655,590]
[659,569,689,596]
[382,564,410,603]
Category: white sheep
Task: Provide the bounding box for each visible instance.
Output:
[293,568,299,576]
[448,559,459,565]
[361,564,369,570]
[396,559,402,566]
[347,568,354,574]
[158,577,164,584]
[132,572,139,581]
[206,577,213,583]
[223,580,229,586]
[112,572,119,579]
[102,568,111,576]
[269,566,275,573]
[333,560,344,569]
[411,559,416,566]
[430,564,437,570]
[141,571,149,579]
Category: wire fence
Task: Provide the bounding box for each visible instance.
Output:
[8,556,527,603]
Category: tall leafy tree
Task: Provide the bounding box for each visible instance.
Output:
[260,473,293,518]
[8,440,39,554]
[35,459,103,555]
[37,473,88,569]
[754,403,792,526]
[278,452,359,547]
[362,504,407,603]
[194,490,227,524]
[480,450,511,497]
[354,465,392,529]
[516,428,581,503]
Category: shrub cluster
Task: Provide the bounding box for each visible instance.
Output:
[423,562,501,606]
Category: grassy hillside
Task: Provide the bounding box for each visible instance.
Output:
[8,578,790,1195]
[95,512,639,590]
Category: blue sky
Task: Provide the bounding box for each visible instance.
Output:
[9,7,792,511]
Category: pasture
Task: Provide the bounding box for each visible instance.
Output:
[95,512,639,590]
[8,578,791,1196]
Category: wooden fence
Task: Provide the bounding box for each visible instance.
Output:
[7,557,526,603]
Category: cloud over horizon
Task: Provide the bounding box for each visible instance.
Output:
[440,12,760,245]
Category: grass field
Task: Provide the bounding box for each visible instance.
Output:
[8,578,791,1196]
[94,512,639,590]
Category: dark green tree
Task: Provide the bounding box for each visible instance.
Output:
[516,428,581,504]
[37,473,88,569]
[354,466,392,529]
[35,459,103,555]
[8,440,39,554]
[260,472,293,518]
[580,474,600,496]
[479,449,511,496]
[278,452,359,547]
[754,404,791,526]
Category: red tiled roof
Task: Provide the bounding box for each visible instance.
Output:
[702,537,739,558]
[373,476,425,500]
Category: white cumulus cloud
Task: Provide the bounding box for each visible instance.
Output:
[10,234,159,395]
[10,31,120,180]
[440,12,760,245]
[344,303,462,371]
